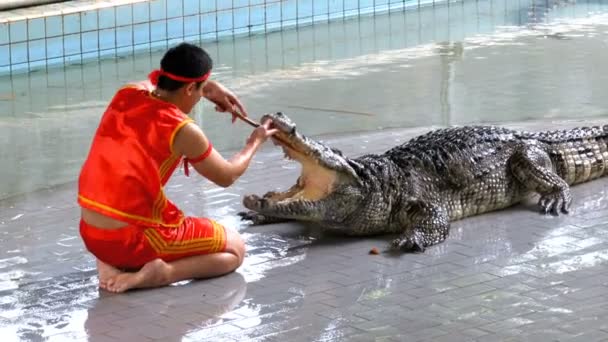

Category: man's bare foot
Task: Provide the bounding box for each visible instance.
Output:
[104,259,172,293]
[96,259,122,290]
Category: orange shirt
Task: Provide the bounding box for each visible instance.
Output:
[77,83,193,228]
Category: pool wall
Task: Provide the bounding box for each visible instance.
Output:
[0,0,452,76]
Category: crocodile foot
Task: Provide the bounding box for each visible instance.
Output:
[390,234,425,253]
[243,194,265,210]
[238,210,289,225]
[237,210,264,224]
[538,189,572,215]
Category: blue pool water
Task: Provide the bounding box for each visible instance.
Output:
[0,0,608,200]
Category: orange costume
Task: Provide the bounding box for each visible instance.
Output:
[78,71,226,270]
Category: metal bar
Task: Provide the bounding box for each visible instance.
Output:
[0,0,69,11]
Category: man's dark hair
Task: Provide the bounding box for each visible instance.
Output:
[157,43,213,91]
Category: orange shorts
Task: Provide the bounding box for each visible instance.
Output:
[79,217,227,270]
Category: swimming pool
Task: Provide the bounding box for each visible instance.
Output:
[1,0,607,200]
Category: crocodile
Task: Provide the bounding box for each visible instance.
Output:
[239,112,608,252]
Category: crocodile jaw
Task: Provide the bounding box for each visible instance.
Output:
[242,112,356,219]
[242,142,338,218]
[260,112,359,179]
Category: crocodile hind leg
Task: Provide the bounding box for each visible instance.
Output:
[390,201,450,253]
[509,143,572,215]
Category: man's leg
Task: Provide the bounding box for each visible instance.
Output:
[103,225,245,293]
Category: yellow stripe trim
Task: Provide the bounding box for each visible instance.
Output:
[78,194,183,228]
[159,153,180,181]
[212,220,226,251]
[143,222,225,254]
[145,229,216,247]
[151,191,165,221]
[144,230,164,252]
[156,192,168,221]
[144,230,216,253]
[169,118,194,155]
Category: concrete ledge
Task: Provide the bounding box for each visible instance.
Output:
[0,0,68,11]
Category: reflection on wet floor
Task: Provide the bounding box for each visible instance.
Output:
[0,271,249,341]
[3,117,608,340]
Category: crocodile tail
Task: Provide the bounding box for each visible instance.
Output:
[514,125,608,143]
[520,125,608,185]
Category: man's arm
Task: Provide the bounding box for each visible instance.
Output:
[172,121,277,187]
[202,80,248,123]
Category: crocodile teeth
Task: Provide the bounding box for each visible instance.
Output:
[282,147,293,160]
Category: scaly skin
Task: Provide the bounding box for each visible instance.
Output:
[240,112,608,253]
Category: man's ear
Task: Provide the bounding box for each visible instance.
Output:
[185,82,197,95]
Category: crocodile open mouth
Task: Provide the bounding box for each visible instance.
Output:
[263,142,337,203]
[242,113,340,211]
[242,112,360,217]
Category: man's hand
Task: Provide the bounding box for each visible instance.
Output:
[203,80,248,123]
[246,119,279,147]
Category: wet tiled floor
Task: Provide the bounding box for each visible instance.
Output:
[2,118,608,341]
[3,2,608,341]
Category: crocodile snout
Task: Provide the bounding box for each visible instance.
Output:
[262,112,296,134]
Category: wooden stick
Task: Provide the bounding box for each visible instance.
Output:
[232,109,292,147]
[232,109,260,128]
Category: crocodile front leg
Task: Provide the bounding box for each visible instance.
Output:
[237,211,293,225]
[390,201,450,253]
[509,143,572,215]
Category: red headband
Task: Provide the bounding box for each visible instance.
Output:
[148,69,211,86]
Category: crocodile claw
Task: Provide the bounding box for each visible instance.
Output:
[243,194,271,211]
[238,210,270,225]
[390,235,425,253]
[538,189,572,215]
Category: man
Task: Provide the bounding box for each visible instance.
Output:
[77,43,278,293]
